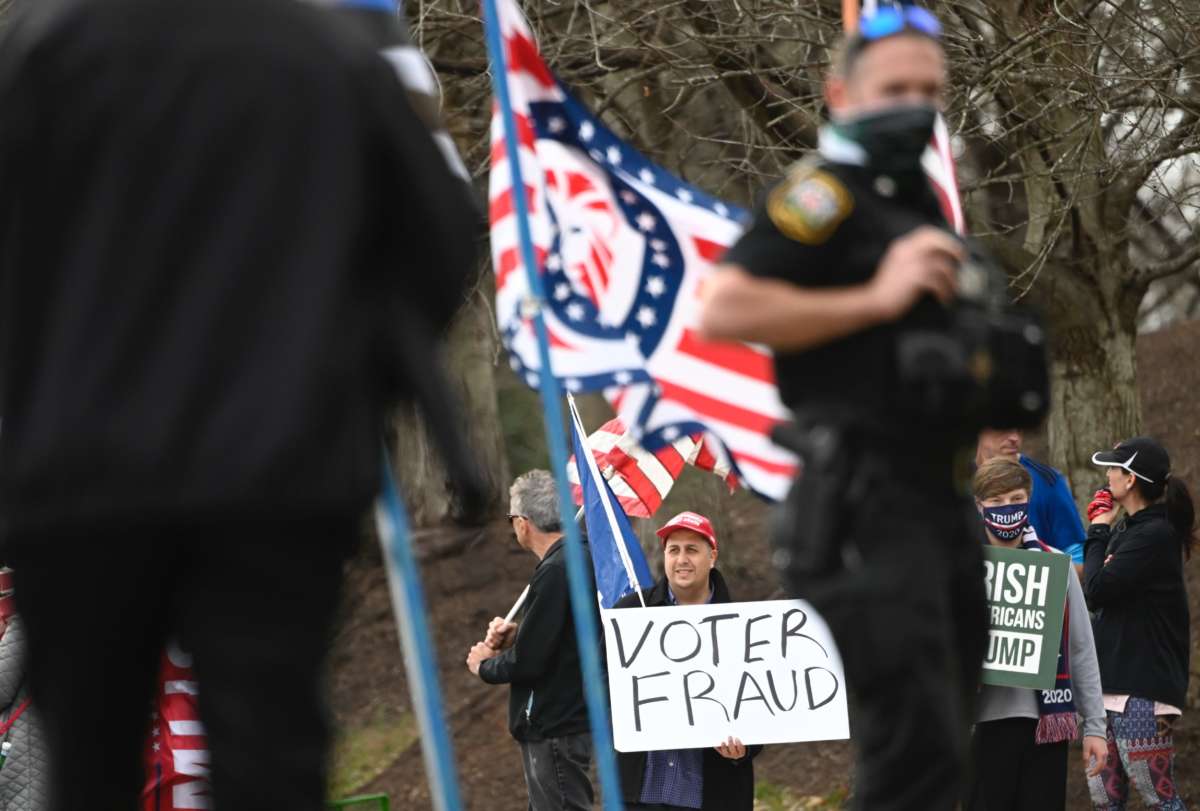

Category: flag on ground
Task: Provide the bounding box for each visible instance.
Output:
[488,0,798,501]
[566,417,737,518]
[568,398,653,608]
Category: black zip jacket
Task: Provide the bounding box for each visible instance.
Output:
[479,538,595,742]
[612,569,762,811]
[1084,504,1190,708]
[0,0,478,533]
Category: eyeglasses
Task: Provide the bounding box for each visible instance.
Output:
[857,6,942,41]
[506,513,526,523]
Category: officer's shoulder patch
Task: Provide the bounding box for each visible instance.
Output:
[767,165,853,245]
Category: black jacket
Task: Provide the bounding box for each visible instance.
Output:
[0,0,477,533]
[1084,504,1191,708]
[479,538,595,742]
[612,569,761,811]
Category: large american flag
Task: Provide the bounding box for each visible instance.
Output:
[488,0,798,501]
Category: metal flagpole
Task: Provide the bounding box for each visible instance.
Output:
[481,1,625,808]
[376,449,464,811]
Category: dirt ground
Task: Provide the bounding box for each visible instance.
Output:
[331,319,1200,809]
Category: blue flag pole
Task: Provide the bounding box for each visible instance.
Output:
[481,2,625,808]
[376,448,464,811]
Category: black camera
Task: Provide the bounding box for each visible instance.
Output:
[894,242,1049,430]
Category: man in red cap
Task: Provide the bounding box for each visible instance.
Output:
[610,511,760,811]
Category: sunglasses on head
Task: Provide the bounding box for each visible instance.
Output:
[857,5,942,41]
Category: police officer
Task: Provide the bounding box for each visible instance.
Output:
[699,7,987,810]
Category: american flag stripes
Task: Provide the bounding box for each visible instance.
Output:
[488,0,798,501]
[924,112,965,234]
[566,417,737,519]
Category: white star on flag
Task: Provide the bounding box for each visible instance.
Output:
[566,378,583,391]
[636,212,656,232]
[553,282,571,300]
[566,302,585,320]
[548,116,566,133]
[607,146,622,165]
[650,239,667,251]
[662,426,681,441]
[714,202,729,216]
[152,742,161,752]
[546,254,563,271]
[614,370,633,385]
[524,372,538,387]
[651,253,670,268]
[645,276,666,297]
[676,188,694,203]
[579,121,595,141]
[620,190,637,204]
[639,168,655,184]
[636,306,657,328]
[509,356,521,371]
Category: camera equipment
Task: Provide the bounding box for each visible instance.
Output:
[894,240,1049,430]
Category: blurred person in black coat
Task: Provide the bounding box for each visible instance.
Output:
[0,0,478,808]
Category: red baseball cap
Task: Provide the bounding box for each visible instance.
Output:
[655,511,717,550]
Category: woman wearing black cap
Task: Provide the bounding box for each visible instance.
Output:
[1083,437,1193,810]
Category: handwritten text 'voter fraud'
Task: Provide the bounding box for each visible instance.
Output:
[602,600,850,752]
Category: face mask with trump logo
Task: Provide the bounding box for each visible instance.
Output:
[981,502,1030,542]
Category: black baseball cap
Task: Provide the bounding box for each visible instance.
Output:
[1091,436,1171,485]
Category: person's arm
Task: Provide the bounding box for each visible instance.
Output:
[478,567,568,685]
[364,52,480,335]
[1064,572,1105,738]
[1049,475,1087,567]
[1065,572,1109,777]
[1082,524,1161,606]
[699,226,963,352]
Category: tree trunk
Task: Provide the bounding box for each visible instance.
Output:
[390,283,510,527]
[1035,262,1145,507]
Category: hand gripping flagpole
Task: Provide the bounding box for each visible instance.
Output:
[482,2,625,808]
[376,448,464,811]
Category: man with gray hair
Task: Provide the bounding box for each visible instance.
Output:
[466,470,595,810]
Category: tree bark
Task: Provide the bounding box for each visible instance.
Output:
[1022,248,1146,505]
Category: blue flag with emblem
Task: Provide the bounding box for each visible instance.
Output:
[567,395,653,608]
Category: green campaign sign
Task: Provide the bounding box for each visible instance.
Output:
[980,545,1071,690]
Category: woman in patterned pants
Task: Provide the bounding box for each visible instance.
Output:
[1084,438,1192,810]
[1089,697,1184,810]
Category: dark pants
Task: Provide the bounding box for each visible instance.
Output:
[7,514,359,811]
[777,457,988,811]
[965,718,1068,810]
[519,732,594,811]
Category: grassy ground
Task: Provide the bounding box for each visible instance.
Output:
[755,782,850,810]
[329,711,419,800]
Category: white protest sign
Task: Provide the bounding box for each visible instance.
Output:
[601,599,849,752]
